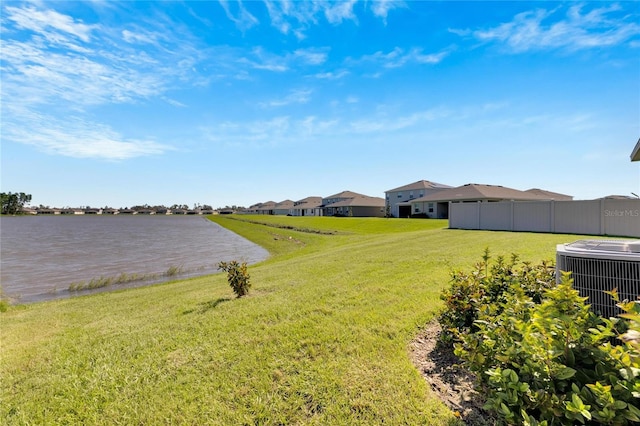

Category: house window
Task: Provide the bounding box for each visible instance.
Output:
[415,207,421,213]
[428,202,434,213]
[398,192,402,198]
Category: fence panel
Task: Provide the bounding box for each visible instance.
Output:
[479,202,512,230]
[449,199,640,237]
[449,202,479,229]
[513,201,552,232]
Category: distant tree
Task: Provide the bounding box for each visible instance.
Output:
[0,192,32,215]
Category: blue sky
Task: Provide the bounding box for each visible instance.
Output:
[1,1,639,208]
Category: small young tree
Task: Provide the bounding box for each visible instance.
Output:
[218,260,251,298]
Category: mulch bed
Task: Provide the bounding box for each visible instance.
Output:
[409,320,499,425]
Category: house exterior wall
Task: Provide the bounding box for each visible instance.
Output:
[386,188,443,217]
[352,206,384,217]
[450,199,640,237]
[386,190,423,217]
[296,207,322,216]
[411,201,441,218]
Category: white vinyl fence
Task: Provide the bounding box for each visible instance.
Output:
[449,199,640,238]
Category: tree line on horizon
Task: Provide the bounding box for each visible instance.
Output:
[0,193,245,214]
[0,192,32,215]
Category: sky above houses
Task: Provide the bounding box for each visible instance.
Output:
[1,1,639,208]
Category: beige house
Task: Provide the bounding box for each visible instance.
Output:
[273,200,294,215]
[291,196,323,216]
[402,183,571,219]
[247,201,277,215]
[321,191,377,216]
[324,196,385,217]
[384,180,452,218]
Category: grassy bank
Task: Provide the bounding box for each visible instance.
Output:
[1,216,585,424]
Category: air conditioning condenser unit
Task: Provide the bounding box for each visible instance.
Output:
[556,240,640,318]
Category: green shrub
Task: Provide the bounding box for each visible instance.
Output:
[218,260,251,298]
[439,252,640,425]
[438,248,555,344]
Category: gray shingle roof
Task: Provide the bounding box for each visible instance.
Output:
[524,188,573,201]
[324,190,367,199]
[274,200,294,209]
[293,196,323,209]
[385,180,452,193]
[326,196,385,207]
[405,184,560,203]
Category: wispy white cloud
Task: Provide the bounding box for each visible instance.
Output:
[293,48,328,65]
[1,3,202,159]
[199,101,599,152]
[260,89,313,108]
[323,0,357,25]
[349,107,451,133]
[240,46,328,72]
[5,5,96,42]
[355,47,448,68]
[456,3,640,52]
[3,105,172,160]
[370,0,407,25]
[313,70,349,80]
[263,0,403,38]
[218,0,259,31]
[201,105,453,148]
[2,5,200,106]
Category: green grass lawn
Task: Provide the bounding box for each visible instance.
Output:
[1,216,590,425]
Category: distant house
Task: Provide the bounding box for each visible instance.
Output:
[320,190,385,217]
[36,208,61,215]
[246,203,261,214]
[291,196,323,217]
[402,183,567,219]
[324,196,385,217]
[599,195,637,200]
[60,208,84,215]
[631,137,640,161]
[385,180,452,218]
[322,191,368,216]
[255,201,276,215]
[273,200,294,215]
[523,188,573,201]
